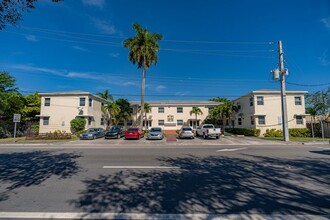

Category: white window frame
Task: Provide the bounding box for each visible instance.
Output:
[258,116,265,125]
[257,96,264,105]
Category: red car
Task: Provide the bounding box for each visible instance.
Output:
[124,128,144,140]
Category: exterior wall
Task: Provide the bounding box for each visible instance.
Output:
[131,104,214,131]
[232,91,307,136]
[39,94,106,134]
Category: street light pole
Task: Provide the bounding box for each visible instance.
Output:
[278,40,290,142]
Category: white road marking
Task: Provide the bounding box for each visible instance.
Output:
[216,147,247,152]
[103,166,180,169]
[317,147,330,149]
[0,212,328,220]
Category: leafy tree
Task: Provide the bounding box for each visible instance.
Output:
[0,71,17,92]
[123,23,162,129]
[306,87,330,121]
[190,107,203,128]
[115,98,132,127]
[70,118,86,134]
[103,101,120,127]
[0,0,61,30]
[21,92,41,122]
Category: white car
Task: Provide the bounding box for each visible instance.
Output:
[196,124,221,139]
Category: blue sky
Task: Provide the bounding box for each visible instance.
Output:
[0,0,329,101]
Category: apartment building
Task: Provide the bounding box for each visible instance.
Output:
[37,91,107,133]
[232,90,308,135]
[130,101,220,131]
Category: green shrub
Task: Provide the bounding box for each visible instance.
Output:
[31,125,39,135]
[289,128,311,137]
[70,118,86,134]
[264,129,283,137]
[226,128,260,137]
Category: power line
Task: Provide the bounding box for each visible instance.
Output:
[287,81,330,87]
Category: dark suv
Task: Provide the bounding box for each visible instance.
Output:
[105,126,125,139]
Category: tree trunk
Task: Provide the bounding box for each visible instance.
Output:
[195,114,197,129]
[140,68,146,130]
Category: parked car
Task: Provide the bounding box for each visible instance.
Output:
[196,124,221,139]
[105,126,125,139]
[80,128,105,140]
[147,127,163,140]
[124,127,144,140]
[179,126,195,139]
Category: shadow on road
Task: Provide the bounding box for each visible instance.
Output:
[310,150,330,155]
[70,155,330,217]
[0,150,82,200]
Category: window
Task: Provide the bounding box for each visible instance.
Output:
[127,120,133,126]
[251,116,255,125]
[177,120,183,126]
[249,96,254,106]
[89,98,92,107]
[177,107,183,113]
[167,115,174,122]
[258,116,265,125]
[295,96,302,105]
[158,120,164,126]
[101,102,105,107]
[44,98,50,106]
[238,118,242,125]
[88,117,92,126]
[43,117,49,125]
[296,116,303,124]
[257,96,264,105]
[100,118,104,126]
[158,107,164,113]
[80,98,86,106]
[237,102,241,110]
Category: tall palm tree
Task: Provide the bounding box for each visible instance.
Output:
[123,23,162,130]
[190,107,203,129]
[138,102,151,129]
[96,89,113,101]
[210,99,237,133]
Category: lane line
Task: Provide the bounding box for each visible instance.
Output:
[103,166,180,169]
[217,147,248,152]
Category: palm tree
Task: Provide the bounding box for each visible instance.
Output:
[209,99,237,133]
[138,102,151,129]
[115,98,132,127]
[189,107,203,129]
[123,23,162,130]
[103,101,120,127]
[96,89,113,101]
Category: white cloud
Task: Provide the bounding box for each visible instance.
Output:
[156,85,166,92]
[72,46,88,52]
[91,18,117,34]
[25,35,39,42]
[109,53,120,58]
[321,17,330,30]
[123,81,138,86]
[175,91,190,96]
[318,50,330,66]
[81,0,105,8]
[11,64,65,76]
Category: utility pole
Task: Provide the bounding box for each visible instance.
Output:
[278,40,290,142]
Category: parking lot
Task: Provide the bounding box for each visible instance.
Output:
[70,135,288,146]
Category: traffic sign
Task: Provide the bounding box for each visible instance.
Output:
[13,114,21,123]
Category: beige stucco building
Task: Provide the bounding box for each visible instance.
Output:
[130,101,220,131]
[38,91,107,133]
[232,90,308,135]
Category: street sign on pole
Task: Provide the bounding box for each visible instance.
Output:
[13,114,21,123]
[13,114,21,142]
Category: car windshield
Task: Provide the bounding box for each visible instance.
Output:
[87,128,97,132]
[110,127,120,131]
[150,128,161,132]
[182,127,192,131]
[127,128,138,132]
[203,125,214,128]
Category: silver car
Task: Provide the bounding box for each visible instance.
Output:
[147,127,163,140]
[179,127,195,139]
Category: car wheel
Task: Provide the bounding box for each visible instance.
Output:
[196,132,199,137]
[117,134,120,139]
[93,135,96,140]
[216,135,220,139]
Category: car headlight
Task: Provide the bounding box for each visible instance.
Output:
[88,134,93,136]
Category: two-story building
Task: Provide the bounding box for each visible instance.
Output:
[232,90,308,135]
[37,91,107,133]
[130,101,220,132]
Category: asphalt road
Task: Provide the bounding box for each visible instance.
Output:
[0,144,329,219]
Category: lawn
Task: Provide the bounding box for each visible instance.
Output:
[0,136,79,143]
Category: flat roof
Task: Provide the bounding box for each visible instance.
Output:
[39,91,107,102]
[234,90,308,101]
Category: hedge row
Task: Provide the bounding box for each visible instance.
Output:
[226,128,261,137]
[264,128,311,137]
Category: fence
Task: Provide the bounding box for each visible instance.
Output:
[306,121,330,138]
